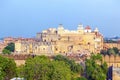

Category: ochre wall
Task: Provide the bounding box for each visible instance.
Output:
[102,55,120,67]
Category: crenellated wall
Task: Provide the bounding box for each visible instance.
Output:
[102,55,120,67]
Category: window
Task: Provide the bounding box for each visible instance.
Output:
[43,48,45,50]
[55,48,58,51]
[44,39,46,42]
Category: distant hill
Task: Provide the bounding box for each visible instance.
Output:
[0,38,4,40]
[104,36,120,43]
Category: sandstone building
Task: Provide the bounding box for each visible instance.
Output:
[15,24,103,55]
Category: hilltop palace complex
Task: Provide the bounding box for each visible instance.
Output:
[14,24,103,55]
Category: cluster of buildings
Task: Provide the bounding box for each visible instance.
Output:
[1,24,120,56]
[0,37,35,53]
[0,37,15,53]
[14,24,103,55]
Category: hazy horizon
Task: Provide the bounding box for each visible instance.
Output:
[0,0,120,38]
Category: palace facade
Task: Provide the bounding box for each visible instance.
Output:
[15,24,103,55]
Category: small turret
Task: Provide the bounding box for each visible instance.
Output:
[58,24,64,30]
[58,24,64,34]
[94,27,99,32]
[77,24,84,34]
[84,25,91,33]
[77,24,84,30]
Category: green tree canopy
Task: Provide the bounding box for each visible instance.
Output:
[54,55,83,74]
[107,48,115,55]
[101,47,120,55]
[50,61,71,80]
[24,55,72,80]
[0,55,16,80]
[86,54,107,80]
[2,43,15,54]
[2,49,11,54]
[5,43,15,52]
[100,49,107,55]
[24,56,50,80]
[113,47,119,54]
[16,65,25,78]
[74,77,87,80]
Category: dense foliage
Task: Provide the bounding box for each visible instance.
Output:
[24,56,72,80]
[2,43,15,54]
[101,47,120,55]
[0,55,16,80]
[16,65,25,78]
[2,49,11,54]
[0,54,108,80]
[74,77,87,80]
[54,55,83,74]
[86,54,108,80]
[50,61,71,80]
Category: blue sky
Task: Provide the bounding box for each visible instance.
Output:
[0,0,120,38]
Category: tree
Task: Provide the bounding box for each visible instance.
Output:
[101,47,120,56]
[24,55,72,80]
[4,43,15,52]
[100,49,107,55]
[50,61,71,80]
[2,43,15,54]
[54,55,83,74]
[16,65,25,78]
[0,56,16,80]
[24,56,50,80]
[107,48,115,55]
[101,62,108,74]
[86,54,107,80]
[113,47,119,54]
[2,49,11,54]
[74,77,87,80]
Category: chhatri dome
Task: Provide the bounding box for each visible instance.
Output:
[77,24,84,30]
[58,24,64,30]
[84,25,91,33]
[85,25,91,30]
[94,27,99,32]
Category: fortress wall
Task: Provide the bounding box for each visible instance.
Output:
[103,55,120,67]
[104,43,120,49]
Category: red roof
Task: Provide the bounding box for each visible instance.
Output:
[85,26,91,30]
